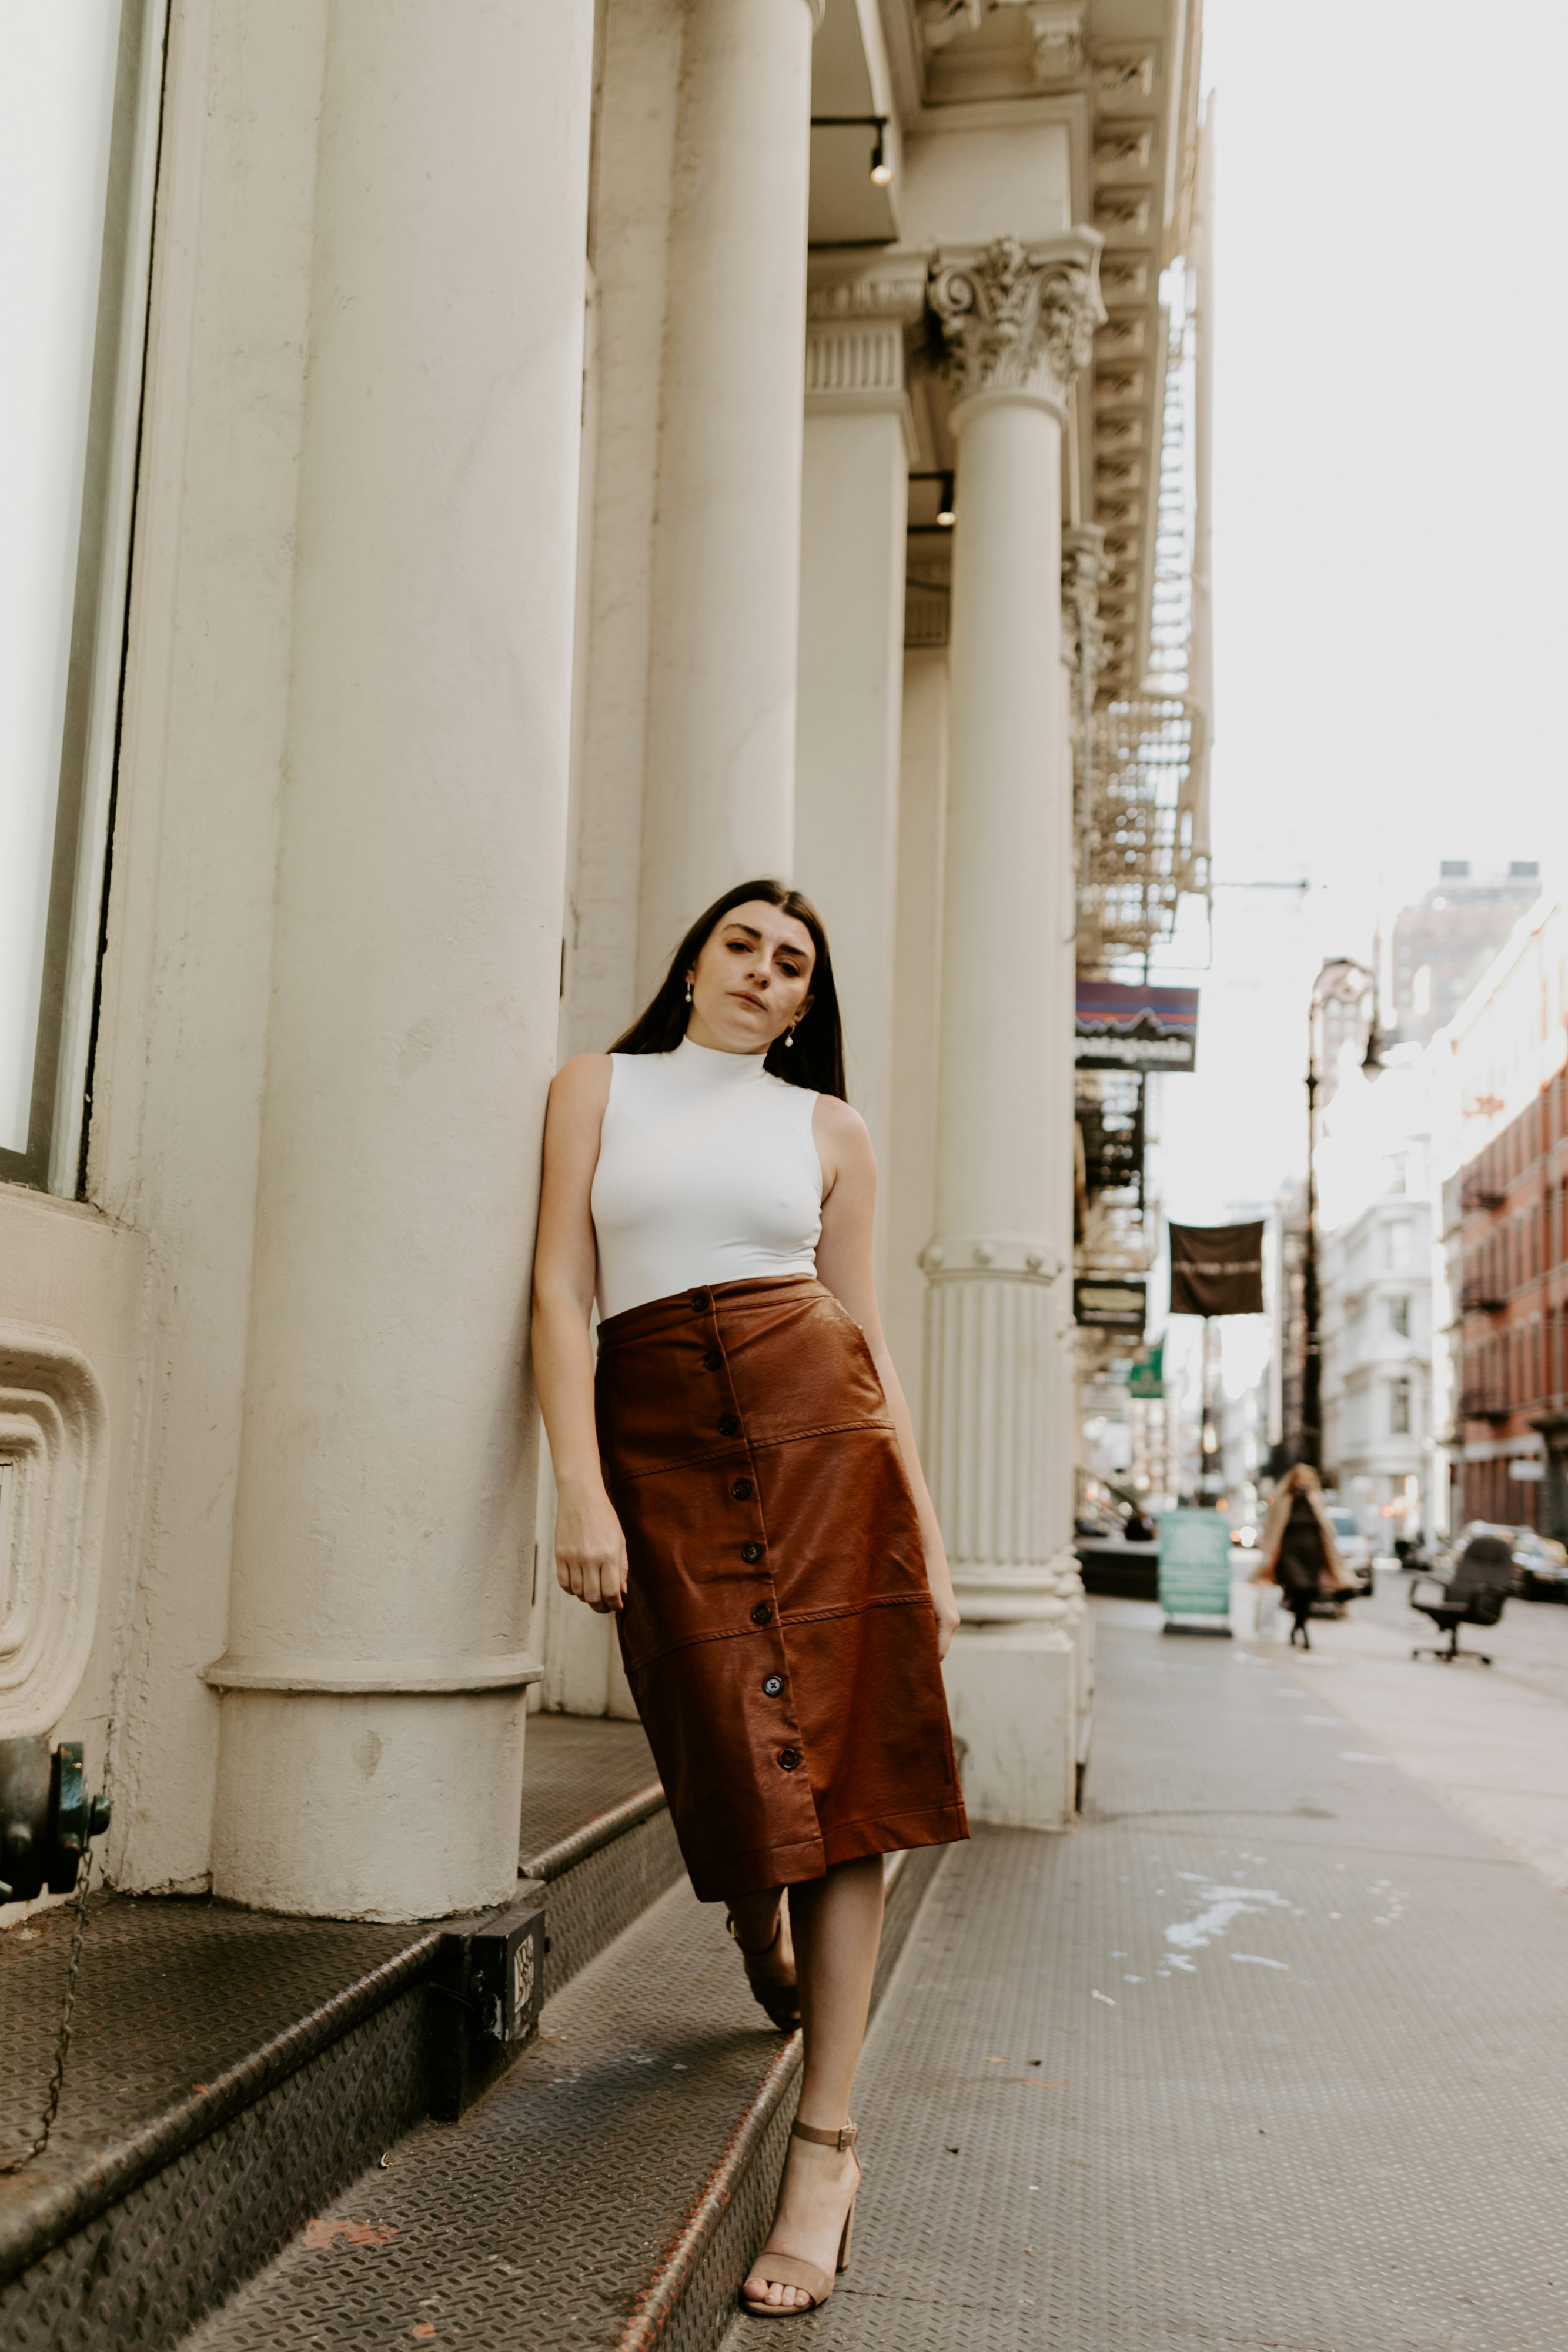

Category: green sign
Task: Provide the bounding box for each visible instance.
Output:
[1128,1341,1164,1399]
[1158,1508,1232,1622]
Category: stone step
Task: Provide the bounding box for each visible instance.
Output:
[0,1715,679,2352]
[178,1838,949,2352]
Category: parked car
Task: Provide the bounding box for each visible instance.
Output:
[1427,1521,1568,1600]
[1324,1505,1375,1597]
[1507,1527,1568,1599]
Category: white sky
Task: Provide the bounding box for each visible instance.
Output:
[1152,0,1568,1234]
[1142,0,1568,1415]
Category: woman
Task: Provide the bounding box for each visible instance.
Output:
[532,878,967,2318]
[1254,1463,1352,1648]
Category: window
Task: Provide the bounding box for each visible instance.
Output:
[1390,1379,1412,1436]
[1388,1295,1410,1338]
[1,5,155,1190]
[1387,1221,1412,1270]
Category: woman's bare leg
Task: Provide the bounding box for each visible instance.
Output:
[741,1855,885,2312]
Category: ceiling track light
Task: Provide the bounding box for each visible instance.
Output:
[910,469,957,528]
[810,113,894,188]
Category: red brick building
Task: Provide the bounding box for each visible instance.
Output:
[1457,1065,1568,1532]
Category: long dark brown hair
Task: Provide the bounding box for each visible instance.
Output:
[610,879,847,1099]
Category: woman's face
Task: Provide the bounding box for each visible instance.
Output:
[686,900,816,1055]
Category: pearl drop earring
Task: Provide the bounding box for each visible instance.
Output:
[784,1027,795,1049]
[684,980,693,1004]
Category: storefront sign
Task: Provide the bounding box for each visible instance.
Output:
[1168,1220,1265,1317]
[1158,1508,1233,1623]
[1074,1275,1146,1334]
[1128,1342,1164,1399]
[1075,980,1199,1072]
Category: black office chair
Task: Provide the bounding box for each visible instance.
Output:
[1410,1535,1514,1665]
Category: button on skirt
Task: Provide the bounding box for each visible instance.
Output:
[595,1275,969,1900]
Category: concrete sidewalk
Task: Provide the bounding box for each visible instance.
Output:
[727,1600,1568,2351]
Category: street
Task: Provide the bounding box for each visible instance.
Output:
[1277,1567,1568,1890]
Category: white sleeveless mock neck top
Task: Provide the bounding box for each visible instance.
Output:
[590,1038,823,1320]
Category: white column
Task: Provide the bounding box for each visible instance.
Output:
[795,274,922,1272]
[208,1,594,1920]
[885,649,950,1420]
[636,0,820,994]
[1058,522,1107,1759]
[923,234,1102,1831]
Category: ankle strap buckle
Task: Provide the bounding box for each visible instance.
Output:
[793,2117,857,2152]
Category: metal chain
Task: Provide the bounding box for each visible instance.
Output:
[0,1840,98,2175]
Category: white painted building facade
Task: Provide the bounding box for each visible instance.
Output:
[1319,1200,1433,1535]
[1,0,1201,1925]
[1316,1054,1434,1539]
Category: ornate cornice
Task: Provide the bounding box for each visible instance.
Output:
[807,272,927,323]
[928,233,1104,416]
[805,265,927,452]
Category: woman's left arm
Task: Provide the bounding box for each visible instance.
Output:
[813,1095,961,1659]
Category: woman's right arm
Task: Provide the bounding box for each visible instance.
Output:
[531,1054,627,1613]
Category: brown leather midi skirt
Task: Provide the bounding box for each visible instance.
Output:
[596,1274,968,1901]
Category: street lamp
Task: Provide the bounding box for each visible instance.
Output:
[1300,958,1383,1474]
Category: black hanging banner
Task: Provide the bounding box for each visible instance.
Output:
[1167,1220,1265,1318]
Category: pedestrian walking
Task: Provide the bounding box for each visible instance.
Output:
[532,878,968,2318]
[1254,1463,1353,1648]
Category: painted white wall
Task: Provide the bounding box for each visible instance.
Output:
[896,122,1072,246]
[0,1192,146,1926]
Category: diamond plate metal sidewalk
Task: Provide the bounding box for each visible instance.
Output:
[0,1715,676,2351]
[178,1844,943,2352]
[726,1603,1568,2352]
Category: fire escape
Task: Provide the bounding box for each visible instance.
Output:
[1073,252,1212,1327]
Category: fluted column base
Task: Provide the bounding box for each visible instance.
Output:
[922,1250,1066,1614]
[943,1624,1076,1832]
[924,1255,1079,1826]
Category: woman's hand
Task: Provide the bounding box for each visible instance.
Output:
[924,1538,961,1660]
[555,1479,629,1614]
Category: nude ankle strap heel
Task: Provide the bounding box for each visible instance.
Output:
[790,2117,858,2153]
[726,1911,801,2034]
[739,2121,861,2317]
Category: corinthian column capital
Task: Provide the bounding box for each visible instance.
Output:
[1061,522,1109,681]
[928,232,1105,419]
